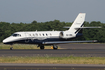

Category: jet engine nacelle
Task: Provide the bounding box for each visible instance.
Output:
[59,31,76,39]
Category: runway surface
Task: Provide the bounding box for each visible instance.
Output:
[59,44,105,49]
[0,63,105,70]
[0,44,105,70]
[0,49,105,57]
[0,44,105,57]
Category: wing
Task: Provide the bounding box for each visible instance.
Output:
[43,40,97,45]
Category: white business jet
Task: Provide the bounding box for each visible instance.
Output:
[3,13,100,50]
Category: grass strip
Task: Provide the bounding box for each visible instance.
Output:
[0,56,105,64]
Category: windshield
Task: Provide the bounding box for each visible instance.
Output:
[11,34,21,37]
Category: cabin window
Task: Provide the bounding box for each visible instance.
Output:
[46,34,48,36]
[33,34,35,36]
[43,34,44,36]
[39,34,41,36]
[66,34,68,36]
[69,34,72,36]
[50,33,52,36]
[36,33,38,36]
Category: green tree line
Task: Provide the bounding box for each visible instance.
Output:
[0,20,104,43]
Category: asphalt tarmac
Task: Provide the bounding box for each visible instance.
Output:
[0,64,105,70]
[59,43,105,49]
[0,49,105,57]
[0,44,105,57]
[0,44,105,70]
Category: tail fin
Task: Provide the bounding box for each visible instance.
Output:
[68,13,86,34]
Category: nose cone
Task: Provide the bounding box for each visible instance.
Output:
[2,37,13,44]
[3,39,7,44]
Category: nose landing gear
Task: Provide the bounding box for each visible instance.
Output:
[10,47,13,50]
[10,45,13,50]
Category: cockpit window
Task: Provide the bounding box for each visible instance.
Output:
[11,34,21,37]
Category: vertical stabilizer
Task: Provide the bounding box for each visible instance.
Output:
[68,13,86,34]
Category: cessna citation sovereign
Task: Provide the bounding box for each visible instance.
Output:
[3,13,100,50]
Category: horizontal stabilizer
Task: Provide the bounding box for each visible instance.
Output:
[43,40,97,44]
[75,27,101,29]
[63,26,71,28]
[64,26,101,29]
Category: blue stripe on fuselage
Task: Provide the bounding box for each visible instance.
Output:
[3,37,61,45]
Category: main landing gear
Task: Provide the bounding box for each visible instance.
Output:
[37,45,45,50]
[40,45,45,50]
[53,45,58,50]
[38,44,58,50]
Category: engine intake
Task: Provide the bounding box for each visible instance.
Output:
[59,31,75,39]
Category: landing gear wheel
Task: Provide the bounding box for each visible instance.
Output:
[10,47,13,50]
[53,45,58,50]
[40,45,44,50]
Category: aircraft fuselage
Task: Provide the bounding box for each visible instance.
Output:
[3,31,79,45]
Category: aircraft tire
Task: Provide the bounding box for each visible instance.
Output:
[40,45,44,50]
[53,45,58,50]
[10,47,13,50]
